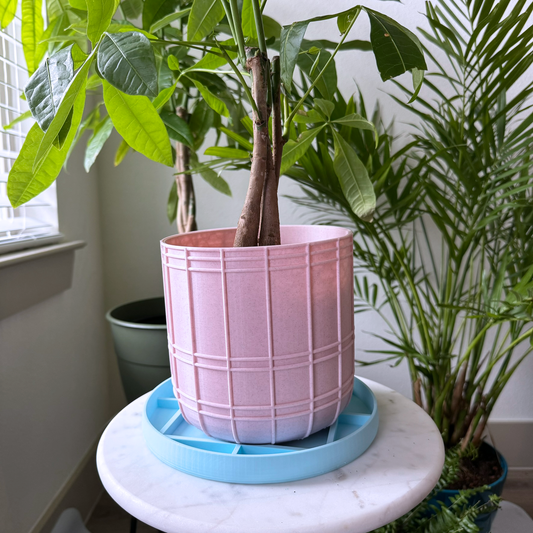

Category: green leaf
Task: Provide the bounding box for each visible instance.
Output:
[121,0,142,19]
[97,32,158,97]
[241,116,253,136]
[293,109,325,124]
[24,46,75,132]
[280,125,325,175]
[33,49,96,173]
[86,73,102,90]
[153,81,178,110]
[314,98,335,119]
[54,107,73,149]
[161,112,194,148]
[188,41,236,71]
[84,115,114,172]
[297,46,337,100]
[219,126,253,151]
[262,15,281,39]
[280,22,307,92]
[192,79,229,117]
[332,129,375,221]
[188,0,224,42]
[189,99,214,149]
[364,8,427,82]
[142,0,179,32]
[107,23,157,39]
[241,0,258,45]
[86,0,118,45]
[337,10,358,35]
[188,51,226,71]
[168,54,180,70]
[21,0,45,74]
[333,113,378,144]
[103,81,173,166]
[114,138,130,166]
[71,43,88,69]
[46,0,69,21]
[280,7,359,91]
[204,146,249,159]
[69,0,86,9]
[65,104,100,168]
[192,162,231,196]
[150,8,190,34]
[3,110,32,131]
[7,88,86,207]
[408,67,424,103]
[0,0,17,30]
[167,179,178,223]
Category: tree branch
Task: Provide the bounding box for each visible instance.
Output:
[259,56,282,246]
[234,52,270,247]
[175,107,197,234]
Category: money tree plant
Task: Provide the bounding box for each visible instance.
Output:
[3,0,426,246]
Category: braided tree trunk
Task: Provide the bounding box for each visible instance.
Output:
[234,51,284,247]
[175,106,197,234]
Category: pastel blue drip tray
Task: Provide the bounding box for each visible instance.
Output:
[142,378,379,484]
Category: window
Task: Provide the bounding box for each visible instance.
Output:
[0,12,61,255]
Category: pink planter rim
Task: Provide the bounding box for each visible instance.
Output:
[161,224,353,251]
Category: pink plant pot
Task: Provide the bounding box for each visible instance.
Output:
[160,225,355,444]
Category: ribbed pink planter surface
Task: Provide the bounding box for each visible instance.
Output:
[160,225,355,444]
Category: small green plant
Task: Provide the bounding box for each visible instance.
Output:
[1,0,426,246]
[371,449,500,533]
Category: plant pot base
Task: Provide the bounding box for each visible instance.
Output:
[142,376,378,483]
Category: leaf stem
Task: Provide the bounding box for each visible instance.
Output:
[155,40,227,55]
[215,38,260,118]
[251,0,268,55]
[229,0,247,64]
[221,0,237,45]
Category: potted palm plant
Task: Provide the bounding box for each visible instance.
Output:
[4,0,426,443]
[287,0,533,528]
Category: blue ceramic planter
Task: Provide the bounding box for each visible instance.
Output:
[432,444,508,533]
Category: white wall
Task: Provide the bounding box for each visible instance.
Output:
[97,0,532,426]
[0,145,110,533]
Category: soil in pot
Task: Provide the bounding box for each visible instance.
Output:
[447,442,504,490]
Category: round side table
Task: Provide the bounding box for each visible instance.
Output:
[97,378,444,533]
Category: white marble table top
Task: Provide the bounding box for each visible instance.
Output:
[97,378,444,533]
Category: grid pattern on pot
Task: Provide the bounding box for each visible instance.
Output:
[161,230,354,444]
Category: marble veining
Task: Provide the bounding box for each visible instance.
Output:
[97,379,444,533]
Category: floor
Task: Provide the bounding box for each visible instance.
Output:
[86,470,533,532]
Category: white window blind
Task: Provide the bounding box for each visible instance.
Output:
[0,13,61,255]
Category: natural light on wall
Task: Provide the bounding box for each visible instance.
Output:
[0,11,61,255]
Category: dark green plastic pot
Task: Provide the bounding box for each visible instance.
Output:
[106,297,170,403]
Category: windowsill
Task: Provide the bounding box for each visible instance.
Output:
[0,240,86,320]
[0,240,86,269]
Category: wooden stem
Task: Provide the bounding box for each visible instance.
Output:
[413,377,424,408]
[176,107,197,234]
[234,51,269,247]
[259,56,282,247]
[450,362,467,424]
